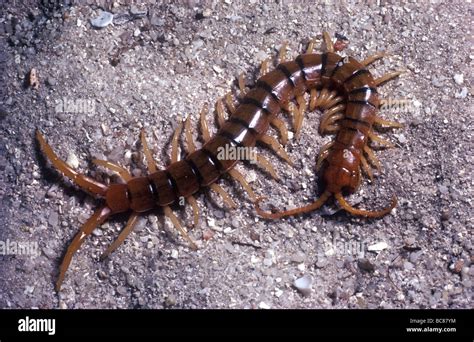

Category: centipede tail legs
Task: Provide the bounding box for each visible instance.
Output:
[335,193,397,218]
[36,130,108,196]
[255,191,331,219]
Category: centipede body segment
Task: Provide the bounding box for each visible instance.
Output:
[36,32,402,291]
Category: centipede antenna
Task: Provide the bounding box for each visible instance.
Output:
[335,192,397,218]
[255,191,331,219]
[56,205,111,291]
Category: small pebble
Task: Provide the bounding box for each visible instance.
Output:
[441,209,451,221]
[294,275,313,296]
[42,247,55,259]
[409,250,423,263]
[290,252,306,263]
[92,229,102,237]
[46,77,56,86]
[315,258,328,269]
[258,301,270,309]
[453,73,464,85]
[449,260,464,274]
[170,249,179,259]
[66,153,79,169]
[165,294,177,306]
[202,229,214,241]
[150,15,165,27]
[90,11,114,28]
[455,87,468,99]
[130,5,147,17]
[358,258,375,272]
[404,261,414,271]
[116,286,128,296]
[263,258,273,266]
[367,242,389,252]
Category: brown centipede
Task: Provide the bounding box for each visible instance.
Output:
[36,31,402,291]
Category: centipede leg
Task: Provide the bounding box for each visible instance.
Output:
[323,31,334,53]
[294,95,307,139]
[186,195,199,227]
[258,134,293,165]
[56,205,111,291]
[225,93,236,115]
[316,141,334,171]
[368,131,395,148]
[200,103,211,142]
[36,130,108,196]
[364,145,382,171]
[255,154,279,179]
[374,117,403,129]
[360,155,374,181]
[320,113,344,135]
[184,116,196,153]
[319,105,345,135]
[335,192,397,218]
[163,206,197,250]
[279,41,288,63]
[171,117,184,163]
[209,183,237,209]
[228,168,257,202]
[309,89,318,111]
[178,118,201,226]
[100,212,139,261]
[375,71,403,86]
[92,159,132,182]
[216,99,226,128]
[260,58,270,76]
[255,191,332,219]
[140,129,158,173]
[238,73,247,96]
[361,52,387,67]
[315,88,329,108]
[323,91,345,109]
[306,38,315,54]
[271,117,289,145]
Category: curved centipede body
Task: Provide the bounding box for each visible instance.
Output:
[36,32,402,291]
[255,32,403,219]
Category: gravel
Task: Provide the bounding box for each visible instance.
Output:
[0,1,471,309]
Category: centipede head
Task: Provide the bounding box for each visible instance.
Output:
[106,183,130,213]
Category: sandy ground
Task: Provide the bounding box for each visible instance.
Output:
[0,1,472,309]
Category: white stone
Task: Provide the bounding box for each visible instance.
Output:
[66,153,79,169]
[453,74,464,85]
[367,241,389,252]
[294,275,313,296]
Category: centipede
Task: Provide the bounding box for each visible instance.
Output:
[36,32,402,291]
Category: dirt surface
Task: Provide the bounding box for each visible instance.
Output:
[0,1,471,309]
